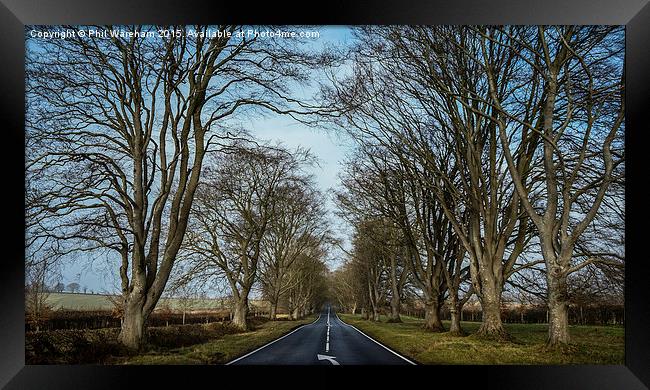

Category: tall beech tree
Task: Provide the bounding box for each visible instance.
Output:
[26,25,330,348]
[350,219,389,322]
[476,26,625,345]
[383,229,411,323]
[181,143,311,330]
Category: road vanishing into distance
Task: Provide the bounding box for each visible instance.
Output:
[227,306,416,365]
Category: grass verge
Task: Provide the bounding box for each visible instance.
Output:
[120,315,316,365]
[338,314,623,365]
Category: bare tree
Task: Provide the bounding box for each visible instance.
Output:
[384,230,411,323]
[479,26,625,345]
[180,142,313,329]
[26,25,332,348]
[323,26,539,339]
[336,141,470,332]
[330,261,364,315]
[285,243,329,319]
[349,219,390,321]
[259,171,328,320]
[25,260,57,332]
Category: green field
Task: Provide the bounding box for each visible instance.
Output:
[37,292,268,312]
[338,314,624,365]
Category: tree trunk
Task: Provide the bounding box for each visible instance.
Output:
[351,302,357,315]
[579,305,583,325]
[368,281,380,322]
[232,297,249,330]
[287,299,295,320]
[370,299,380,321]
[423,297,444,332]
[361,307,369,320]
[119,296,147,350]
[387,254,402,323]
[547,271,570,346]
[476,289,508,340]
[387,294,402,323]
[292,306,301,320]
[269,301,278,320]
[448,304,464,336]
[447,286,465,335]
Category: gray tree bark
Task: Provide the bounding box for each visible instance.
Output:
[546,254,570,345]
[423,296,444,332]
[119,298,147,349]
[232,297,249,331]
[292,306,301,320]
[388,294,402,323]
[449,306,463,336]
[387,251,403,323]
[269,302,278,320]
[476,283,508,340]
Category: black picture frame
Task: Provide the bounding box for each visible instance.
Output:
[1,0,648,388]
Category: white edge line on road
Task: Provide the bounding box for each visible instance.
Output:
[335,313,417,365]
[225,313,322,365]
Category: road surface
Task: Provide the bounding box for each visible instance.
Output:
[228,306,415,365]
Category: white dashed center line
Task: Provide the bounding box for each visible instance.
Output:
[326,306,330,352]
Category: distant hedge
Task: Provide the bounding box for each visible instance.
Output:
[25,309,233,332]
[399,303,624,325]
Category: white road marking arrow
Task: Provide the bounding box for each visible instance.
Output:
[317,354,340,365]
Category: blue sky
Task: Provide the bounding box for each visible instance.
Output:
[55,26,357,293]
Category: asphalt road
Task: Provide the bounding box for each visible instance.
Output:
[228,306,415,365]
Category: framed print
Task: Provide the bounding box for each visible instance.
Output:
[1,0,649,388]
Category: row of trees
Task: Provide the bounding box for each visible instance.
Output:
[40,282,89,293]
[25,24,624,350]
[326,26,624,346]
[25,25,336,349]
[173,141,331,330]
